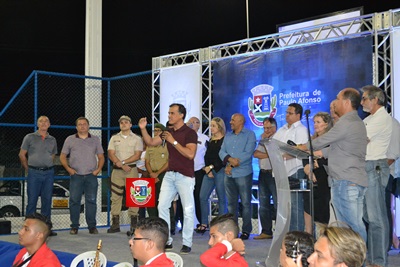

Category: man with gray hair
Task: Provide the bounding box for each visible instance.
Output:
[360,85,392,267]
[19,116,58,236]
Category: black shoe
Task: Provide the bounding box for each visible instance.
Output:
[178,229,182,234]
[165,243,173,250]
[49,231,57,236]
[240,232,249,240]
[70,228,78,235]
[89,227,98,234]
[170,229,176,235]
[180,245,191,254]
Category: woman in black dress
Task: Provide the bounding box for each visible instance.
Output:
[303,112,333,233]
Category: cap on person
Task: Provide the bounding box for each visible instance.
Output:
[119,115,131,123]
[154,123,167,131]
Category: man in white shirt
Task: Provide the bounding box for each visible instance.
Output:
[273,103,308,231]
[360,85,392,267]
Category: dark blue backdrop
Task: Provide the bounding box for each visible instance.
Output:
[213,36,373,178]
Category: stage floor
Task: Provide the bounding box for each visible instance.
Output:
[1,224,400,267]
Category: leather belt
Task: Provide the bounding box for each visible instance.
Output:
[28,166,54,171]
[113,164,136,170]
[260,169,273,173]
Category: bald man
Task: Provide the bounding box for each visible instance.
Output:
[219,113,256,240]
[13,212,61,267]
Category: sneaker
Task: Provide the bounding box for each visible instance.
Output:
[165,243,173,250]
[49,231,58,236]
[253,233,273,240]
[240,232,249,240]
[70,228,78,235]
[180,245,191,254]
[89,227,98,234]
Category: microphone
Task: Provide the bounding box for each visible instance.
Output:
[162,138,166,147]
[305,109,311,116]
[161,130,169,147]
[287,140,297,146]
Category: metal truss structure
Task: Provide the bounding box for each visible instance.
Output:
[152,8,400,129]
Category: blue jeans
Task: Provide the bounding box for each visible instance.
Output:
[224,173,253,234]
[158,171,195,247]
[26,168,54,219]
[289,169,305,231]
[364,159,389,266]
[258,170,277,235]
[331,179,367,242]
[199,168,227,225]
[69,174,98,228]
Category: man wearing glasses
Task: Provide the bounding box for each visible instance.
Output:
[129,217,174,267]
[273,103,308,231]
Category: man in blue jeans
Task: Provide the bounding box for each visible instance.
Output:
[219,113,256,240]
[361,85,392,267]
[19,115,58,236]
[139,103,197,254]
[60,117,104,235]
[301,88,368,242]
[253,117,277,239]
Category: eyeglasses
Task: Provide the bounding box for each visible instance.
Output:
[132,237,150,241]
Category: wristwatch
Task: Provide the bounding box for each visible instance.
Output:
[122,160,125,165]
[209,165,214,169]
[173,141,178,146]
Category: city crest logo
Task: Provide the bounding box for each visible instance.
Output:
[129,179,152,206]
[248,84,277,127]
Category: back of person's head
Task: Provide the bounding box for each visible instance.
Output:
[25,212,52,239]
[283,231,315,267]
[169,103,187,120]
[136,217,169,251]
[212,117,226,136]
[360,85,387,107]
[288,103,303,120]
[342,88,361,111]
[316,223,366,267]
[209,213,239,238]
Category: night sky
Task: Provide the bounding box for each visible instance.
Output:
[1,0,398,110]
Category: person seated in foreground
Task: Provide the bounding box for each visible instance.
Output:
[13,212,61,267]
[279,231,315,267]
[200,213,248,267]
[286,223,367,267]
[128,217,174,267]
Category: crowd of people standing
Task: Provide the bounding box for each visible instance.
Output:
[17,85,400,266]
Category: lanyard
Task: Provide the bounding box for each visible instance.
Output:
[13,252,36,267]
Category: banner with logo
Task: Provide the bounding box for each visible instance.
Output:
[125,178,156,207]
[213,36,373,177]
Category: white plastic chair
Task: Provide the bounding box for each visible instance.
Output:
[165,252,183,267]
[70,251,107,267]
[112,262,133,267]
